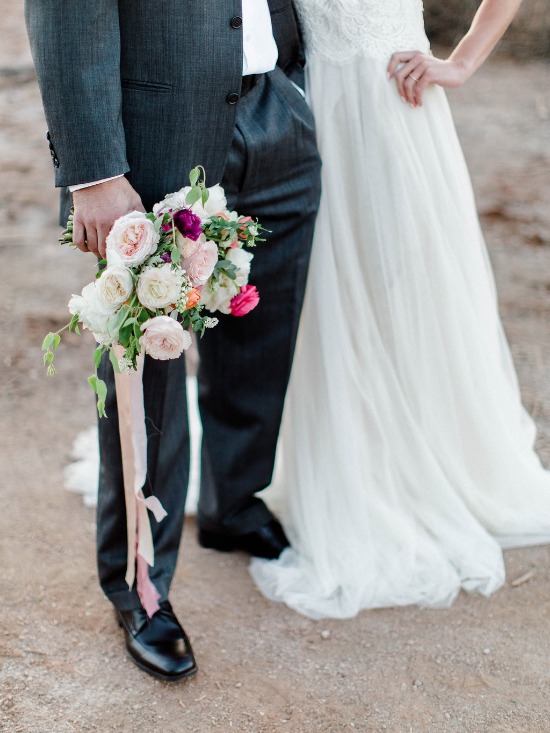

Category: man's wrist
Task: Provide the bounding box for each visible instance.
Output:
[69,174,124,193]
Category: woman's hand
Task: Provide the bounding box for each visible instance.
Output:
[387,51,470,107]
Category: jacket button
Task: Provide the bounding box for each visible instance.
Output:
[230,16,242,29]
[226,92,239,105]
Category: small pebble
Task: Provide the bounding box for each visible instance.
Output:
[483,648,491,655]
[321,630,331,640]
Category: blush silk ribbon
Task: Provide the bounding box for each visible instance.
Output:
[113,345,167,618]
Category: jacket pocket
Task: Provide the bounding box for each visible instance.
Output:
[121,78,173,93]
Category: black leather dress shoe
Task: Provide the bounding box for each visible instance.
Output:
[116,600,197,681]
[198,518,290,560]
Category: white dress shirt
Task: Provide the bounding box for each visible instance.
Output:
[70,1,278,192]
[242,0,278,76]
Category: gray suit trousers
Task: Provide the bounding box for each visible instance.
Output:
[97,68,321,610]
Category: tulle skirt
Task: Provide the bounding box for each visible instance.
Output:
[250,55,550,619]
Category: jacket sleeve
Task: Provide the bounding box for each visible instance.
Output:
[25,0,129,187]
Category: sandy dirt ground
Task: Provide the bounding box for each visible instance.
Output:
[2,5,550,733]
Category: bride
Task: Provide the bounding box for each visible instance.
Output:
[250,0,550,618]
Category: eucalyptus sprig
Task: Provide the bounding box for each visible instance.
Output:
[203,215,269,249]
[59,209,75,247]
[41,314,80,375]
[185,166,210,208]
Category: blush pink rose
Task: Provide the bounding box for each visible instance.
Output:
[230,285,260,317]
[182,239,218,287]
[140,316,191,360]
[106,211,159,267]
[176,231,203,260]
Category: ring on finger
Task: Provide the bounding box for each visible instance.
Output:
[409,74,419,83]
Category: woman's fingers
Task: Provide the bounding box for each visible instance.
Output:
[394,58,422,102]
[387,51,416,78]
[413,69,433,106]
[389,51,441,106]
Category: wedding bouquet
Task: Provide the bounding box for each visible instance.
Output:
[42,168,266,416]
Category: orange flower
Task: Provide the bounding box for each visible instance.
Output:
[185,288,201,310]
[238,215,253,240]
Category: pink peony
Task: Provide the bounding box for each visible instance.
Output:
[140,316,191,360]
[230,285,260,317]
[182,239,218,287]
[106,211,159,267]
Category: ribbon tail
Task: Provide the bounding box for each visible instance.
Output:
[136,504,161,617]
[113,346,166,616]
[113,346,138,590]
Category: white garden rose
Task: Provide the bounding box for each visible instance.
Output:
[226,247,253,287]
[152,190,187,216]
[97,265,134,308]
[68,282,119,346]
[105,211,159,267]
[202,184,227,217]
[140,316,191,360]
[199,275,239,314]
[137,264,182,310]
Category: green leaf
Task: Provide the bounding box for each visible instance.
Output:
[118,324,133,345]
[112,305,130,333]
[97,400,106,418]
[42,333,55,352]
[189,167,200,187]
[95,378,107,404]
[68,313,80,333]
[185,186,201,207]
[93,346,104,369]
[216,260,237,280]
[201,188,209,206]
[170,245,181,265]
[109,348,120,373]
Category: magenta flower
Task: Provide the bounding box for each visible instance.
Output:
[173,208,202,242]
[230,285,260,317]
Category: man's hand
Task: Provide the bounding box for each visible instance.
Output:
[72,177,146,258]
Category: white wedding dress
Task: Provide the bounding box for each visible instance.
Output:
[250,0,550,618]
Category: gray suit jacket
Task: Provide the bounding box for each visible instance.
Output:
[25,0,305,211]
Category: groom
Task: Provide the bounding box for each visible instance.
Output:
[26,1,321,680]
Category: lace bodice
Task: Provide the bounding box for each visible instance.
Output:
[294,0,430,64]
